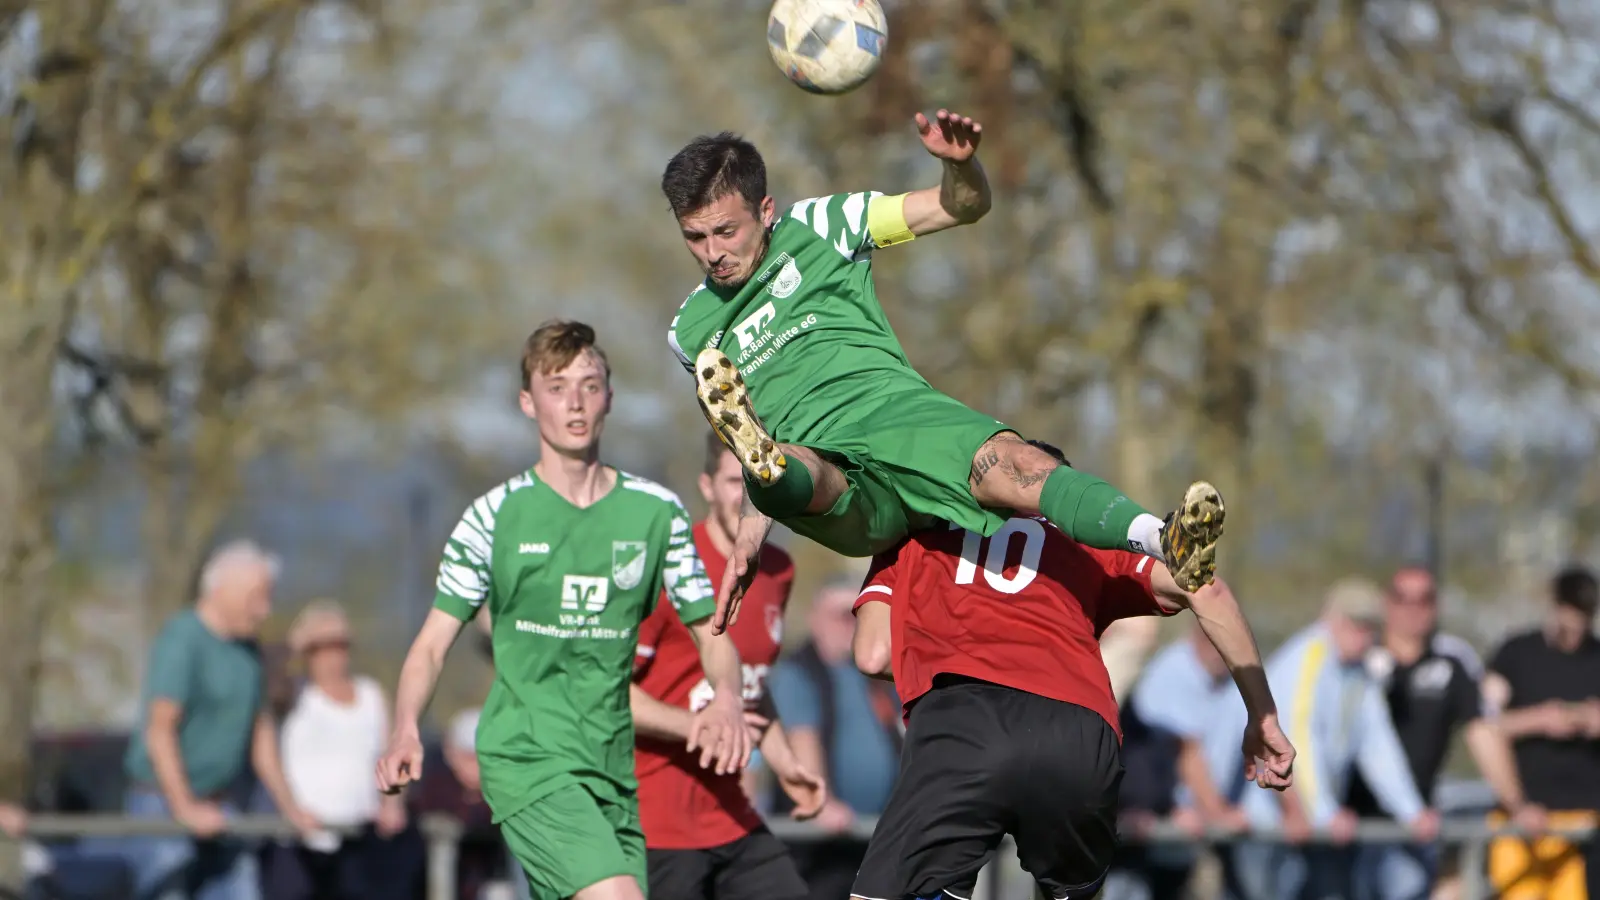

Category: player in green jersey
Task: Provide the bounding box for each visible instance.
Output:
[661,109,1225,631]
[377,320,751,900]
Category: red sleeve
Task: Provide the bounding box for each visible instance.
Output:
[853,541,905,613]
[1084,548,1171,632]
[769,547,797,608]
[634,592,671,678]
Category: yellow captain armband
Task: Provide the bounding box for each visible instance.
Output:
[866,193,916,248]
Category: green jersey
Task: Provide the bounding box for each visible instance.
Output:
[433,468,716,821]
[668,192,931,446]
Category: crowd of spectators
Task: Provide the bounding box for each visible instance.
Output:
[0,539,1596,900]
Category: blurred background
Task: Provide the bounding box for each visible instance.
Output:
[0,0,1596,897]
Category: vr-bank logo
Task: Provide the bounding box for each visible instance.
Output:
[560,575,608,612]
[733,301,777,351]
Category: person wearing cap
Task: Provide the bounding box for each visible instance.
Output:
[1483,565,1600,900]
[273,600,415,899]
[1226,577,1439,900]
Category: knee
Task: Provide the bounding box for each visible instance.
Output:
[969,435,1062,499]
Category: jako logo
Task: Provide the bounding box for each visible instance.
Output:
[519,542,550,554]
[561,575,609,612]
[733,301,777,350]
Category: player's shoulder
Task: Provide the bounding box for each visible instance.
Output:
[783,190,884,223]
[455,470,542,521]
[668,284,715,369]
[781,191,885,253]
[615,470,691,513]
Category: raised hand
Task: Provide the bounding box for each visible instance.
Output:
[914,109,982,163]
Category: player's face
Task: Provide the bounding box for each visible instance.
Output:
[698,449,746,539]
[677,193,777,290]
[520,350,612,456]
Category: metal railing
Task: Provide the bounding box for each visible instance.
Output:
[5,813,1596,900]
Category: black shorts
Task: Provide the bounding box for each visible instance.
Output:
[648,826,809,900]
[852,676,1123,900]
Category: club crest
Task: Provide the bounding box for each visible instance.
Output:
[612,541,648,591]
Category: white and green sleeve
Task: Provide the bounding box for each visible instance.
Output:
[433,494,500,621]
[662,500,716,624]
[785,191,888,259]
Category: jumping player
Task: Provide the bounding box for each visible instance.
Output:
[629,432,826,900]
[377,321,750,900]
[849,441,1294,900]
[661,111,1225,631]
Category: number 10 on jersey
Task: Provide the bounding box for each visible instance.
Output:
[953,518,1045,595]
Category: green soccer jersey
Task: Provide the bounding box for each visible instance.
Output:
[432,468,716,821]
[667,192,930,446]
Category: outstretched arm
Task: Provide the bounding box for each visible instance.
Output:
[879,111,991,245]
[1155,570,1294,790]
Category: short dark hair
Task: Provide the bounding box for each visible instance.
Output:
[521,319,609,391]
[1027,439,1070,467]
[1553,565,1599,617]
[661,132,767,219]
[703,431,733,476]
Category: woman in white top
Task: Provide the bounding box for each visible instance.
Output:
[272,600,413,900]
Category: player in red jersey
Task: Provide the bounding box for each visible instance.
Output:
[630,433,826,900]
[849,441,1295,900]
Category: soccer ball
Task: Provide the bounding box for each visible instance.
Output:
[767,0,888,95]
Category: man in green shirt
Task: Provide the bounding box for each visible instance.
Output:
[377,320,750,900]
[662,110,1225,631]
[123,540,318,900]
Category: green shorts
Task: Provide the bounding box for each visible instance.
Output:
[499,784,647,900]
[773,387,1012,557]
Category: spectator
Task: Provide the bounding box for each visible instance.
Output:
[1109,605,1251,900]
[121,540,318,900]
[769,577,901,900]
[1484,565,1600,900]
[1346,566,1539,900]
[410,708,527,900]
[1229,578,1439,900]
[266,600,419,899]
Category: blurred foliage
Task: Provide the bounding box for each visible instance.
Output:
[0,2,1595,885]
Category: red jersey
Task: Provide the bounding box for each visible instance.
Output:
[633,522,795,849]
[854,518,1172,738]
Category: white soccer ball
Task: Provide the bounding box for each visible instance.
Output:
[767,0,888,96]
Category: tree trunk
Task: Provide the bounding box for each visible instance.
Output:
[0,0,109,886]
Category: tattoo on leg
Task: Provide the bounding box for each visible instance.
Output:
[971,449,1001,484]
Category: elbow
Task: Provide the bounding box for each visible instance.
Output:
[952,196,991,225]
[853,634,892,678]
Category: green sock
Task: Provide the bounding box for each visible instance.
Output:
[745,459,815,519]
[1038,465,1163,555]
